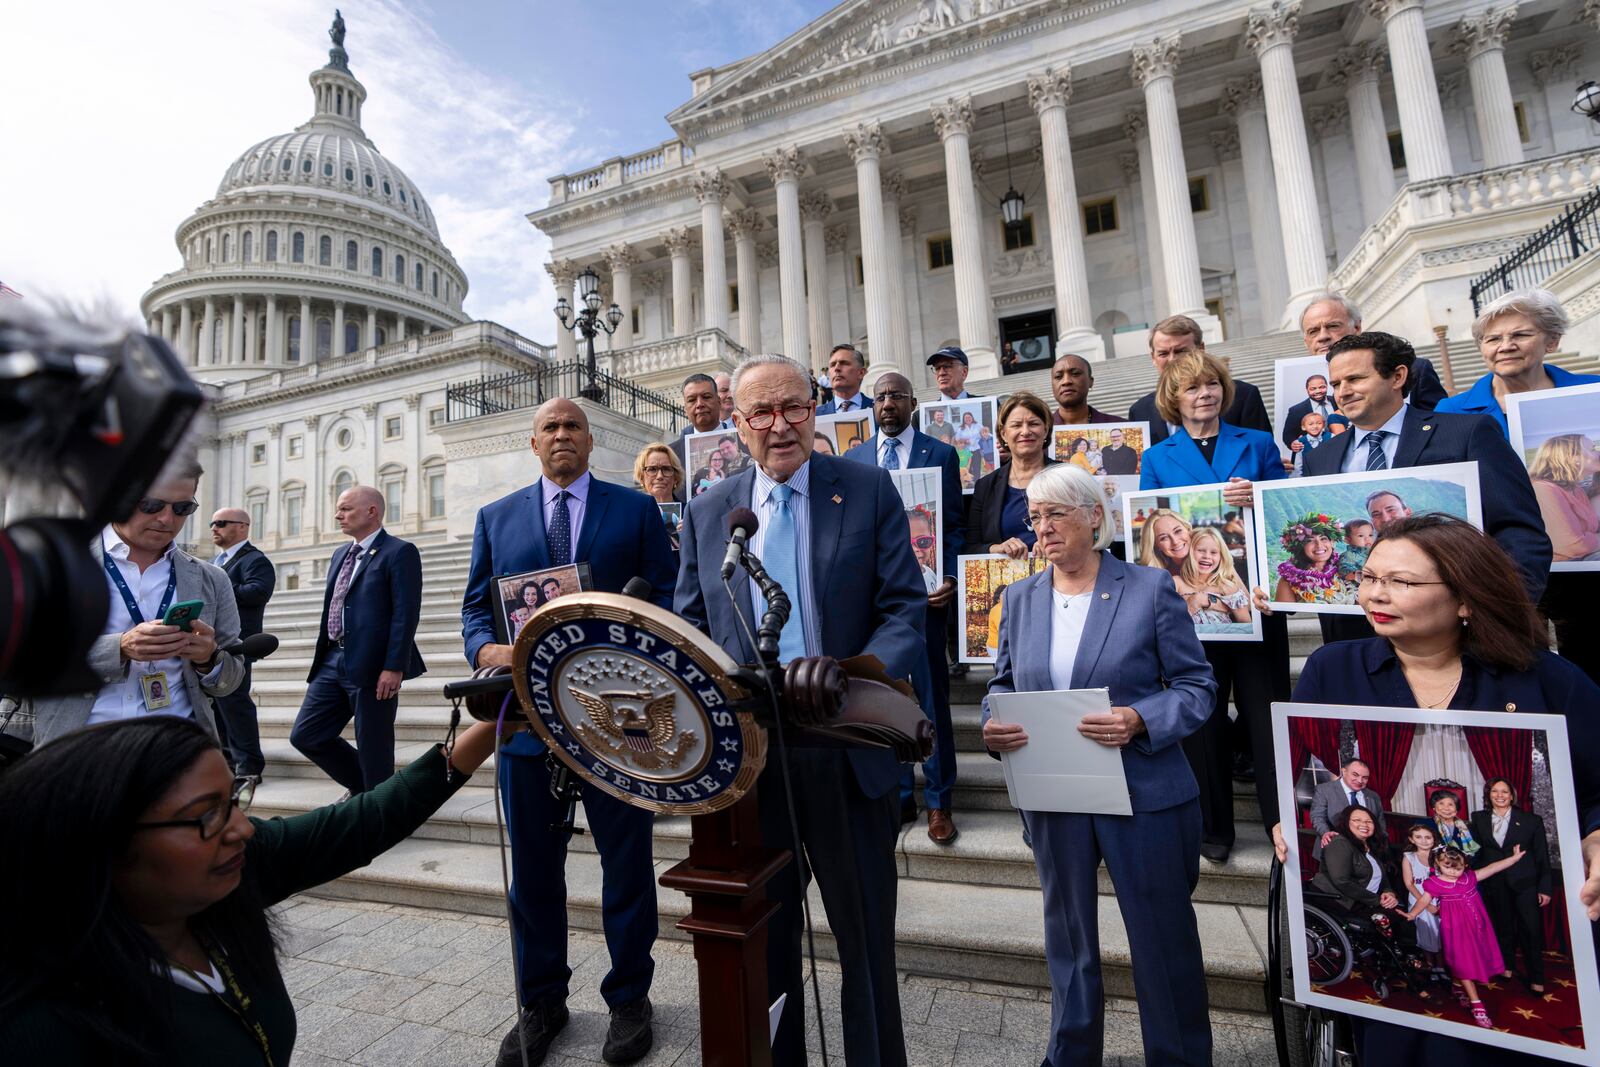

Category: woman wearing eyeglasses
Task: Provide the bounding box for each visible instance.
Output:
[0,712,507,1064]
[966,392,1058,560]
[633,443,686,553]
[1268,514,1600,1067]
[25,467,246,751]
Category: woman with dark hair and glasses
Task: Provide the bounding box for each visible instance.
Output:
[1268,514,1600,1065]
[0,713,506,1064]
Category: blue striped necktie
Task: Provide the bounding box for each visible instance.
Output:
[1362,431,1390,472]
[762,484,806,662]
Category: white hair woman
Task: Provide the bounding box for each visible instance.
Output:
[981,463,1216,1065]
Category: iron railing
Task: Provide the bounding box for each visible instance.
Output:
[1469,186,1600,313]
[446,361,684,438]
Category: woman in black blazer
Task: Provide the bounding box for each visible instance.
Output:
[965,392,1057,559]
[1470,777,1554,992]
[1310,805,1399,913]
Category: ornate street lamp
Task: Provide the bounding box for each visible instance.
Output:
[998,100,1025,236]
[1572,81,1600,124]
[555,265,622,401]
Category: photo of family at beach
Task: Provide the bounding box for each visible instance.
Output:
[1508,380,1600,571]
[1123,484,1261,640]
[920,397,999,493]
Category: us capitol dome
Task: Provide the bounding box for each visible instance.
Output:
[141,11,470,381]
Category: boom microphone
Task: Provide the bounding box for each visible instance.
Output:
[721,507,760,580]
[221,633,278,660]
[621,576,653,600]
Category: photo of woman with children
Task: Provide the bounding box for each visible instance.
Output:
[1125,485,1258,639]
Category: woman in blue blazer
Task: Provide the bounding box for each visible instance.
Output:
[1273,514,1600,1064]
[984,464,1216,1067]
[1139,351,1288,864]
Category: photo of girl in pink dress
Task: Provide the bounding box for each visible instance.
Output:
[1404,844,1527,1029]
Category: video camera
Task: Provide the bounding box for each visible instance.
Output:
[0,306,205,696]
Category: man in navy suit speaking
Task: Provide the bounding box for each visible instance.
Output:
[463,397,676,1067]
[677,354,926,1067]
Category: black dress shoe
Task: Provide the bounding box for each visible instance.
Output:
[949,662,969,679]
[1231,753,1255,783]
[899,796,917,826]
[603,997,654,1064]
[1200,841,1231,864]
[497,997,568,1067]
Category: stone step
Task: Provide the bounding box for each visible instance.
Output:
[297,837,1270,1012]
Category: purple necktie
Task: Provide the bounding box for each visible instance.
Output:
[327,544,359,641]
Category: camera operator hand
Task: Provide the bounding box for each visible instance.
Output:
[120,621,194,663]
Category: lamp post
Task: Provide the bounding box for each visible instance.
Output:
[555,266,623,401]
[1573,81,1600,125]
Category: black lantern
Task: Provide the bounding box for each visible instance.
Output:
[998,100,1025,235]
[578,266,603,313]
[1573,81,1600,123]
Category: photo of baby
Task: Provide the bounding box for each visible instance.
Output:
[685,429,749,498]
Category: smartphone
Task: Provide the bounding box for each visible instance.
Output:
[163,599,205,632]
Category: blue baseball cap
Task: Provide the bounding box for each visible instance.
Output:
[926,346,968,367]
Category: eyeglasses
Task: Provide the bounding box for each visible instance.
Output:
[874,391,913,404]
[209,519,245,529]
[1480,330,1541,347]
[138,497,200,517]
[1026,505,1090,528]
[134,777,256,841]
[741,402,814,431]
[1358,571,1447,594]
[641,465,675,477]
[911,535,936,550]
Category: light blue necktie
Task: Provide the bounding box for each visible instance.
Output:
[881,437,900,470]
[763,483,806,663]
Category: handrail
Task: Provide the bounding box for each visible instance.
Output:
[446,361,684,437]
[1469,185,1600,314]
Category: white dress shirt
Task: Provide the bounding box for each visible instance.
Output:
[1046,587,1093,691]
[1340,402,1409,473]
[541,471,591,550]
[346,527,383,584]
[878,425,916,468]
[749,460,821,657]
[832,392,866,412]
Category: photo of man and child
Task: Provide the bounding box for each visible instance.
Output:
[1507,380,1600,570]
[496,563,592,641]
[1275,355,1352,469]
[1278,704,1598,1062]
[921,398,999,493]
[1254,463,1483,614]
[1123,484,1260,639]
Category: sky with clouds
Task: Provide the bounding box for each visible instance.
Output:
[1,0,831,341]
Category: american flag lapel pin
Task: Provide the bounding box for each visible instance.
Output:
[832,494,843,504]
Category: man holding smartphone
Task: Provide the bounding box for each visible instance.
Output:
[29,459,246,747]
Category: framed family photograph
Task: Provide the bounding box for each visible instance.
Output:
[814,410,875,457]
[1122,483,1261,641]
[920,397,1000,494]
[657,502,683,550]
[1047,420,1149,476]
[497,563,593,642]
[685,427,749,498]
[1506,380,1600,572]
[955,554,1049,664]
[1274,702,1600,1064]
[1274,355,1348,458]
[889,467,945,595]
[1252,462,1484,615]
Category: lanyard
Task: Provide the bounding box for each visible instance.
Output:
[171,934,275,1067]
[102,541,176,624]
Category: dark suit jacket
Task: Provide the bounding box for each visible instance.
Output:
[221,542,276,639]
[1130,379,1270,445]
[1301,405,1553,600]
[1408,357,1448,411]
[309,530,425,687]
[1310,836,1392,910]
[1469,807,1553,896]
[965,458,1060,552]
[674,454,927,798]
[1099,444,1139,475]
[842,430,965,577]
[1140,423,1286,490]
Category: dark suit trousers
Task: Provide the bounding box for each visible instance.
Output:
[903,605,957,810]
[1480,876,1545,983]
[214,662,264,776]
[1026,800,1211,1067]
[1183,614,1289,847]
[499,742,657,1009]
[761,748,905,1067]
[290,648,398,793]
[1543,574,1600,687]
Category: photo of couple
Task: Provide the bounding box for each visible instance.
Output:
[496,563,592,642]
[1048,422,1147,476]
[1276,703,1598,1063]
[920,397,999,493]
[684,428,749,497]
[1123,484,1261,640]
[1507,380,1600,570]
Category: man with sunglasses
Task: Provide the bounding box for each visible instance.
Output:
[30,462,246,749]
[843,371,966,845]
[209,509,276,780]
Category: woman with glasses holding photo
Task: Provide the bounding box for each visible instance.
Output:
[1268,514,1600,1065]
[0,713,508,1065]
[966,392,1058,561]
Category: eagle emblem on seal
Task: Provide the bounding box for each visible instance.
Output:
[570,687,696,771]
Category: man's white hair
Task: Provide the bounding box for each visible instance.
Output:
[1026,464,1116,551]
[1301,292,1363,330]
[730,353,811,407]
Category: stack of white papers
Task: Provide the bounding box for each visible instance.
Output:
[986,688,1133,815]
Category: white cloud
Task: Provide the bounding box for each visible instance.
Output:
[0,0,581,341]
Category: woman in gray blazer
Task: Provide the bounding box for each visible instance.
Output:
[982,464,1217,1067]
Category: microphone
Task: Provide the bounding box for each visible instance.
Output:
[721,507,760,580]
[621,576,653,601]
[221,633,278,660]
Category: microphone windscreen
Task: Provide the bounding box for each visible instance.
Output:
[725,506,759,538]
[621,577,653,601]
[229,633,279,659]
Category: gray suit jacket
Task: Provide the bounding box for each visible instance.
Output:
[28,539,245,747]
[1310,778,1386,858]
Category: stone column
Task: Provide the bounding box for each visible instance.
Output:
[178,302,194,365]
[299,297,313,364]
[879,172,912,370]
[1028,67,1104,362]
[547,260,578,362]
[844,122,898,376]
[244,301,258,363]
[1245,2,1329,329]
[230,296,246,363]
[727,211,763,354]
[799,193,834,369]
[764,146,810,367]
[932,96,998,376]
[1453,6,1522,169]
[1330,43,1396,221]
[332,301,346,358]
[1223,77,1289,328]
[1369,0,1453,181]
[1131,36,1217,334]
[665,227,695,338]
[160,307,174,350]
[604,244,637,350]
[363,306,376,351]
[1120,137,1167,322]
[396,315,407,343]
[264,297,277,363]
[693,169,730,333]
[200,298,217,366]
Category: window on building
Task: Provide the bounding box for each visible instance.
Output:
[345,321,360,354]
[345,240,358,270]
[631,306,641,334]
[206,238,213,263]
[384,415,402,440]
[302,157,313,174]
[287,316,301,363]
[394,254,405,284]
[1388,130,1407,170]
[283,492,303,537]
[364,173,374,188]
[427,407,445,429]
[1188,175,1211,213]
[431,271,439,297]
[927,235,955,270]
[1082,197,1118,236]
[427,468,446,519]
[344,165,354,182]
[853,255,864,285]
[242,230,254,262]
[247,496,266,534]
[251,443,266,465]
[281,156,293,172]
[399,188,407,204]
[374,326,387,346]
[729,284,739,314]
[1002,215,1036,251]
[291,232,305,263]
[336,428,353,450]
[382,180,392,196]
[1514,101,1531,144]
[315,317,332,359]
[415,263,423,289]
[212,324,223,363]
[317,235,331,266]
[1204,298,1227,339]
[336,87,343,113]
[332,470,355,508]
[287,435,303,458]
[379,469,404,522]
[323,160,334,177]
[221,233,232,262]
[371,246,383,277]
[266,231,278,262]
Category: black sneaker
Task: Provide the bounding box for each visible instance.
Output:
[603,997,653,1064]
[496,998,569,1067]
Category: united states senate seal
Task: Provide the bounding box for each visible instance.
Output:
[511,592,765,815]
